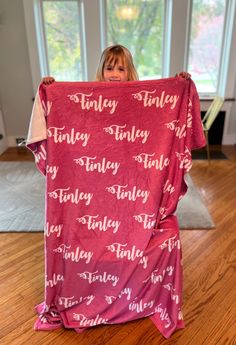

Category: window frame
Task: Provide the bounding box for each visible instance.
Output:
[101,0,170,80]
[184,0,236,98]
[24,0,236,97]
[37,0,86,81]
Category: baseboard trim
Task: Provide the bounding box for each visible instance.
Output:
[222,134,236,145]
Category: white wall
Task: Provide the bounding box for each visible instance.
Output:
[0,0,236,146]
[0,0,34,146]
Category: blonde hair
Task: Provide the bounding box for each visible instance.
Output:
[95,44,139,81]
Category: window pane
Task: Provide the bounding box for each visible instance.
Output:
[106,0,165,80]
[42,0,82,81]
[188,0,226,93]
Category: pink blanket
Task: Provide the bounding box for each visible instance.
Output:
[27,78,206,338]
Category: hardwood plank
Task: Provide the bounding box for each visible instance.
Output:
[0,147,34,161]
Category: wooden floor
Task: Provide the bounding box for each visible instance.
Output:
[0,146,236,345]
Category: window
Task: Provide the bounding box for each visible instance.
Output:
[187,0,227,94]
[105,0,165,80]
[41,0,83,81]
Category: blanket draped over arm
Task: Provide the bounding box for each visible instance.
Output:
[26,78,206,338]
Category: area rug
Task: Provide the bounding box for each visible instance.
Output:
[0,162,215,231]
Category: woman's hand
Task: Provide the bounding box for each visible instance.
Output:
[175,72,191,80]
[42,76,55,85]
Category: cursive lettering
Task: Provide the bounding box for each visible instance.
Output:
[68,92,118,114]
[48,187,93,206]
[54,244,93,264]
[106,184,150,204]
[58,295,95,308]
[74,156,120,176]
[46,165,59,180]
[105,287,132,305]
[34,144,47,163]
[78,270,119,287]
[133,213,156,229]
[132,90,179,110]
[103,124,150,144]
[46,273,64,287]
[163,283,180,304]
[143,266,175,284]
[163,180,175,194]
[176,146,192,172]
[45,222,63,238]
[133,153,170,171]
[106,243,148,269]
[154,303,172,328]
[73,313,108,326]
[129,298,154,313]
[47,126,90,147]
[159,235,181,252]
[77,214,121,234]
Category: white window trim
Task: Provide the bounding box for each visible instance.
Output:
[23,0,43,93]
[217,0,236,97]
[99,0,107,51]
[162,0,172,77]
[35,0,49,77]
[82,0,102,81]
[169,0,190,77]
